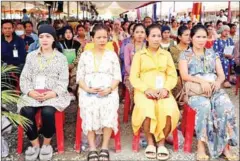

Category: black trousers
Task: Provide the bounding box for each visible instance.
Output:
[20,106,56,141]
[234,64,240,75]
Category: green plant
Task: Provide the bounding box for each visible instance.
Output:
[1,64,32,130]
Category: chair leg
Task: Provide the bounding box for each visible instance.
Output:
[114,130,121,153]
[132,130,140,152]
[75,108,82,153]
[181,104,188,137]
[183,105,196,153]
[17,126,24,154]
[114,115,121,153]
[173,128,179,152]
[123,89,130,123]
[55,111,64,154]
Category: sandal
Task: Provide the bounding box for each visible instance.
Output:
[25,146,40,161]
[87,151,99,161]
[145,145,156,159]
[196,154,209,161]
[157,146,170,160]
[99,149,110,161]
[223,153,238,161]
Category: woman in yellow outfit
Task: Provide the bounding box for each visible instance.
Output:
[130,24,180,160]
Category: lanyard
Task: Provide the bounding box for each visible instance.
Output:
[93,50,104,72]
[64,40,74,49]
[133,42,145,53]
[38,52,56,71]
[193,49,207,73]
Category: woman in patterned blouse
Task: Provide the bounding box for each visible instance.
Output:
[77,24,121,161]
[179,25,237,160]
[18,24,71,161]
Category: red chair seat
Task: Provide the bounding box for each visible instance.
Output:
[17,109,65,154]
[75,108,121,153]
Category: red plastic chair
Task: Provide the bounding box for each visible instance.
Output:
[123,88,130,123]
[235,75,240,95]
[132,127,179,152]
[181,104,230,153]
[17,109,65,154]
[75,108,121,153]
[181,104,196,153]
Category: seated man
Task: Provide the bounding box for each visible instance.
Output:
[15,22,34,52]
[2,20,26,69]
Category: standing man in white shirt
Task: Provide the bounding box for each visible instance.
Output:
[181,13,190,23]
[217,9,228,22]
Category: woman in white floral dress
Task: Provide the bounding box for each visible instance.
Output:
[77,24,121,161]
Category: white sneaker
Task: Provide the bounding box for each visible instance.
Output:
[39,145,53,161]
[25,146,40,161]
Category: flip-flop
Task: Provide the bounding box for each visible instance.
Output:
[145,145,156,159]
[196,154,209,161]
[157,146,170,160]
[223,154,238,161]
[87,151,98,161]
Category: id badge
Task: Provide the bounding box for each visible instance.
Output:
[35,75,46,89]
[156,76,164,89]
[13,49,18,58]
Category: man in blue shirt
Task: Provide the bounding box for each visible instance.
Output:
[24,21,38,41]
[15,22,34,52]
[1,20,27,68]
[22,9,30,22]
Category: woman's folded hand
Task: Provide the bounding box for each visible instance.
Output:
[200,81,212,97]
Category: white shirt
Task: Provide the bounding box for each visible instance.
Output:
[217,15,228,22]
[181,16,190,23]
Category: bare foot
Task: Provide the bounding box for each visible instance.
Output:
[223,81,232,88]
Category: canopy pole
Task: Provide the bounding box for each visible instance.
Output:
[77,1,79,19]
[160,1,162,20]
[9,1,12,19]
[227,0,231,23]
[67,1,69,19]
[173,1,175,12]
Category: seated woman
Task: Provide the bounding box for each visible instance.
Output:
[205,25,216,49]
[178,24,238,160]
[77,24,121,161]
[130,24,180,160]
[60,26,81,96]
[17,24,71,161]
[124,23,146,110]
[213,25,235,88]
[169,25,190,100]
[160,25,177,51]
[74,24,89,51]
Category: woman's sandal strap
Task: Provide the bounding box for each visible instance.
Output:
[99,149,109,159]
[88,151,98,160]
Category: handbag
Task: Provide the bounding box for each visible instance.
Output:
[175,81,211,106]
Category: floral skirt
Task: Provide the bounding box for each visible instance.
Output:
[188,89,238,158]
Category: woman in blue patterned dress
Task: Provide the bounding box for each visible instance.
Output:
[213,25,235,88]
[179,25,238,160]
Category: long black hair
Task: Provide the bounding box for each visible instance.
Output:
[145,23,161,47]
[90,23,108,38]
[177,25,189,44]
[190,24,208,47]
[127,22,136,35]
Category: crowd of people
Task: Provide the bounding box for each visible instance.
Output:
[1,7,239,161]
